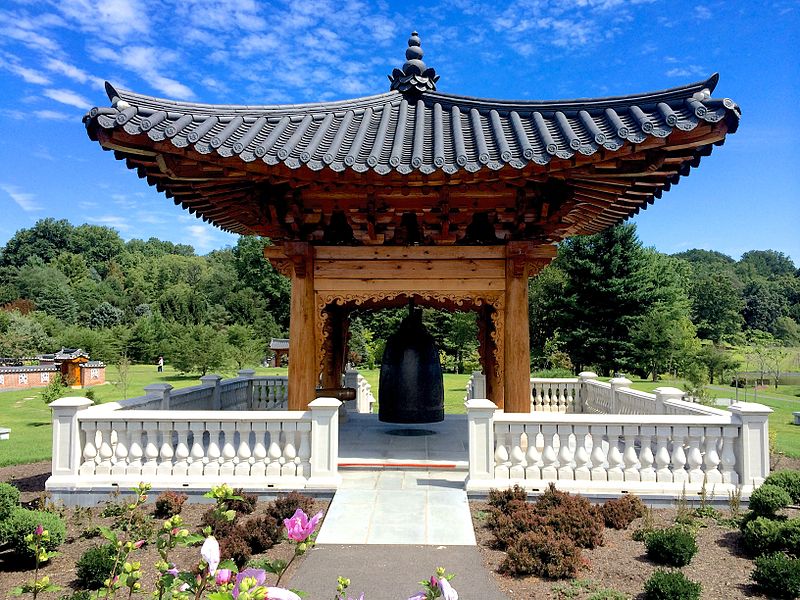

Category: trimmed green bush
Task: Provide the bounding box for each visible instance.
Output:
[751,552,800,599]
[499,530,581,579]
[644,526,698,567]
[742,516,785,556]
[765,471,800,504]
[749,484,791,517]
[0,508,66,561]
[783,518,800,557]
[0,482,20,519]
[643,569,701,600]
[75,544,117,589]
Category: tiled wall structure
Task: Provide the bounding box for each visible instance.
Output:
[0,365,105,391]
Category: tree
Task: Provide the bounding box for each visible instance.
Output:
[687,266,743,343]
[443,311,478,374]
[226,324,263,370]
[0,218,74,268]
[738,250,796,280]
[89,302,125,329]
[742,280,788,334]
[169,324,229,375]
[697,343,740,385]
[0,312,51,357]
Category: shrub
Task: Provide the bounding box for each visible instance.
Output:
[742,516,785,556]
[267,491,316,523]
[154,491,187,518]
[749,484,791,517]
[228,489,258,515]
[643,569,701,600]
[219,527,252,568]
[765,471,800,505]
[59,591,93,600]
[644,526,698,567]
[0,482,20,519]
[487,502,546,550]
[751,552,800,599]
[487,485,528,512]
[75,544,117,589]
[783,518,800,557]
[499,530,581,579]
[602,495,646,530]
[533,485,604,549]
[0,508,66,561]
[243,514,283,553]
[200,507,237,538]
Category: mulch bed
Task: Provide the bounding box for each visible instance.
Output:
[0,461,328,599]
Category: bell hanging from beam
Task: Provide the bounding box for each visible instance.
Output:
[379,301,444,423]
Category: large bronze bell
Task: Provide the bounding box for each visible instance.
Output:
[379,305,444,423]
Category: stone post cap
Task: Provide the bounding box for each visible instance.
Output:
[465,398,498,411]
[237,369,256,378]
[729,402,773,415]
[309,397,342,409]
[49,396,94,409]
[472,370,484,377]
[653,386,685,396]
[200,374,223,384]
[578,371,598,379]
[144,383,173,393]
[609,377,632,387]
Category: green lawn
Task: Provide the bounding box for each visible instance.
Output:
[0,364,288,467]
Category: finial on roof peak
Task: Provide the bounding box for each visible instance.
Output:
[388,30,439,94]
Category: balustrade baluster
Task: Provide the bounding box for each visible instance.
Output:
[173,422,190,477]
[297,422,311,478]
[127,424,143,477]
[111,424,128,477]
[655,427,672,483]
[281,423,298,477]
[79,421,97,476]
[142,422,160,478]
[235,422,252,476]
[540,425,558,479]
[533,384,543,411]
[156,422,174,477]
[95,421,114,476]
[556,386,566,413]
[622,426,640,482]
[607,426,624,481]
[589,426,607,481]
[188,423,205,476]
[509,425,525,479]
[573,425,590,481]
[220,422,237,477]
[557,425,575,479]
[493,425,511,479]
[720,426,739,485]
[639,426,656,482]
[687,427,704,484]
[251,422,267,476]
[524,425,542,480]
[671,426,689,485]
[266,423,282,476]
[703,426,723,484]
[205,424,221,477]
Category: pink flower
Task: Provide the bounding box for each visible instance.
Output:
[216,568,232,585]
[201,536,220,575]
[178,583,190,592]
[233,569,267,599]
[166,565,179,577]
[35,524,44,536]
[407,593,426,600]
[283,509,323,542]
[438,577,458,600]
[265,588,301,600]
[133,539,145,549]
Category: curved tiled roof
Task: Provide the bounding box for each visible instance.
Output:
[86,74,738,178]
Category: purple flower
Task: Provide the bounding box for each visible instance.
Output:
[233,569,267,599]
[201,536,220,575]
[34,524,44,536]
[438,577,458,600]
[133,539,145,549]
[407,593,426,600]
[216,568,232,585]
[283,509,323,542]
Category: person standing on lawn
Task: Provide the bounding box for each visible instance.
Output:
[157,356,164,372]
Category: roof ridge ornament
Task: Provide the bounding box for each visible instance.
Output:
[389,31,439,94]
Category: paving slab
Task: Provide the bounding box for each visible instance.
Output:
[289,544,508,600]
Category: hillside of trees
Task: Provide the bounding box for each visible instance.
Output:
[0,219,798,387]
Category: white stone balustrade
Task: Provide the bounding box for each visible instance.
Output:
[530,378,580,412]
[47,396,341,496]
[344,369,375,414]
[465,399,773,495]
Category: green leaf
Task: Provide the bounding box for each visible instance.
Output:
[218,559,237,572]
[207,592,233,600]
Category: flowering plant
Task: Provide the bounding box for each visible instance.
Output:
[11,524,60,599]
[407,567,458,600]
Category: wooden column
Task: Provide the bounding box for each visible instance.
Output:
[504,243,531,413]
[480,305,504,409]
[287,242,317,410]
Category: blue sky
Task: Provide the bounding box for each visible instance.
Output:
[0,0,797,260]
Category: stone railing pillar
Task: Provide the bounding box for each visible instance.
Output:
[465,399,498,490]
[307,397,342,489]
[653,386,684,415]
[200,374,223,410]
[50,397,93,479]
[609,377,632,414]
[144,383,173,410]
[577,371,598,412]
[729,402,773,486]
[238,369,256,407]
[471,371,487,399]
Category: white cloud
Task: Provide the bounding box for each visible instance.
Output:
[43,58,106,90]
[94,45,195,99]
[5,63,51,85]
[54,0,149,43]
[665,65,706,78]
[0,183,42,212]
[43,88,92,109]
[87,214,131,231]
[186,224,215,253]
[33,109,73,121]
[0,23,61,52]
[694,6,712,20]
